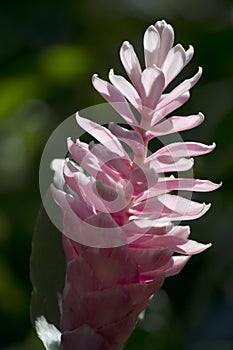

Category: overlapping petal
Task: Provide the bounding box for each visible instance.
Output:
[143,25,160,68]
[146,113,204,138]
[120,41,142,92]
[138,178,221,199]
[154,20,174,67]
[92,74,138,128]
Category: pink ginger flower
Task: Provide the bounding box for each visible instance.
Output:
[51,20,221,350]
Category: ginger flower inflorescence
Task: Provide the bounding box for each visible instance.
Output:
[51,20,221,350]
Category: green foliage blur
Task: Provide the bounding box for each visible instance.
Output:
[0,0,232,349]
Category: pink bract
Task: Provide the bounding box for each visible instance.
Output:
[51,20,221,350]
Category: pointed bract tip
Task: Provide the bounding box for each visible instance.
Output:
[188,45,194,52]
[205,203,212,211]
[206,243,212,248]
[154,19,174,35]
[75,112,86,128]
[190,67,203,84]
[218,181,223,188]
[155,19,168,27]
[210,142,216,150]
[108,121,116,130]
[92,73,99,83]
[147,24,157,32]
[88,140,95,150]
[198,112,205,119]
[122,40,131,49]
[109,68,114,77]
[75,111,80,121]
[67,136,74,149]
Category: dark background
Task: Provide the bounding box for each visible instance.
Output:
[0,0,232,349]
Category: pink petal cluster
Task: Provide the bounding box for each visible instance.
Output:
[51,20,221,350]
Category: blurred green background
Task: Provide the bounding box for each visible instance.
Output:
[0,0,232,349]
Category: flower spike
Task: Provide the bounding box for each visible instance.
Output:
[50,19,221,350]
